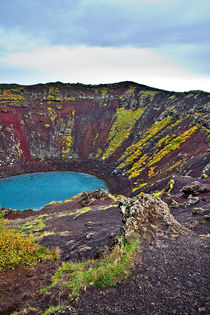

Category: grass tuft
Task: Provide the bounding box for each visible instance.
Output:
[41,234,140,301]
[43,305,65,315]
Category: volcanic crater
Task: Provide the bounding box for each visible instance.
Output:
[0,81,209,315]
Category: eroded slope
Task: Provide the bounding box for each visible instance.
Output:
[0,81,209,195]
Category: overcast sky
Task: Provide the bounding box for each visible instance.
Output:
[0,0,210,92]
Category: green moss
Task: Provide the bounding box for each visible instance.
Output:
[185,93,195,99]
[62,111,75,158]
[119,117,173,177]
[119,117,197,179]
[120,86,136,101]
[197,124,210,135]
[169,95,176,100]
[74,207,90,218]
[156,135,170,148]
[95,148,102,158]
[102,107,145,160]
[43,305,65,315]
[92,133,99,146]
[166,160,183,171]
[138,90,159,98]
[17,214,48,235]
[41,235,140,301]
[93,86,108,98]
[0,215,57,271]
[132,182,148,192]
[147,125,198,167]
[0,88,24,106]
[45,87,62,101]
[200,215,210,224]
[34,231,55,241]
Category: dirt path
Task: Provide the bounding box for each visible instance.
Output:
[74,235,209,315]
[0,179,209,315]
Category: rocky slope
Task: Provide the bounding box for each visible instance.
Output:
[0,81,209,315]
[0,81,209,195]
[0,184,209,314]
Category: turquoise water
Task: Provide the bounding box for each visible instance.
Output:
[0,171,108,210]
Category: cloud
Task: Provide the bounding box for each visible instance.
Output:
[0,27,47,55]
[112,0,181,3]
[0,0,209,75]
[158,43,210,75]
[0,0,209,89]
[2,45,210,91]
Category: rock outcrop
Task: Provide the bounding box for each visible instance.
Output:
[119,194,188,240]
[181,181,208,197]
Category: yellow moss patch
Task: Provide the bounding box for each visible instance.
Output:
[108,193,118,201]
[95,148,102,158]
[132,182,148,193]
[65,96,77,101]
[48,107,57,122]
[93,87,108,98]
[102,107,145,160]
[120,86,136,100]
[147,125,198,167]
[46,87,62,101]
[138,90,159,98]
[128,154,148,178]
[119,117,173,169]
[62,111,75,158]
[0,88,24,106]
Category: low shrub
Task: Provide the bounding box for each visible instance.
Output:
[0,208,57,271]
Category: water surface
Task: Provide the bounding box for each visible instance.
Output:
[0,171,108,210]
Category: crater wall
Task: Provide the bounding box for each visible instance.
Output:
[0,81,209,195]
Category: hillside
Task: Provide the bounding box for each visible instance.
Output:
[0,81,209,193]
[0,81,209,315]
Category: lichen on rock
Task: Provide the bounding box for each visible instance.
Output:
[119,193,188,240]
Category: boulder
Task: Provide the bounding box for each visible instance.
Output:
[181,181,208,197]
[79,189,108,206]
[119,194,187,240]
[192,207,205,215]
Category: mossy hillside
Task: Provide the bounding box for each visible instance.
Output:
[118,116,173,169]
[101,107,145,160]
[119,117,203,193]
[0,87,24,106]
[127,124,198,180]
[0,81,209,190]
[146,125,198,167]
[61,110,75,159]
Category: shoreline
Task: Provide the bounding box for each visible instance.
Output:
[0,159,133,197]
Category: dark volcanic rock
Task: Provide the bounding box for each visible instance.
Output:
[181,181,208,197]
